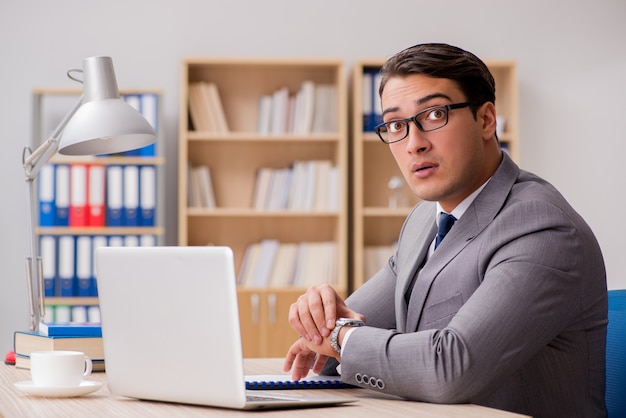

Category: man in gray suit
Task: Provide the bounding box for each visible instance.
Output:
[283,43,607,418]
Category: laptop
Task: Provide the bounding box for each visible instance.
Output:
[95,246,357,410]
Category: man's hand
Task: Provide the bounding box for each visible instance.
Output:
[288,284,364,345]
[282,334,337,380]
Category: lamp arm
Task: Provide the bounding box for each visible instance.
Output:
[23,94,84,179]
[22,94,83,332]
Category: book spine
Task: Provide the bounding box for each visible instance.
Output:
[139,93,158,156]
[86,164,105,227]
[139,165,156,226]
[75,236,93,297]
[69,163,88,227]
[54,164,70,226]
[122,94,142,156]
[57,235,75,297]
[106,165,123,226]
[40,235,56,297]
[38,164,56,226]
[123,165,139,226]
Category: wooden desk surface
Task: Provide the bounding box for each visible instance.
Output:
[1,358,529,417]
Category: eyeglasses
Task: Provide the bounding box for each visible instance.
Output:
[374,101,479,144]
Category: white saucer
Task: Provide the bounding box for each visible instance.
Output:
[14,380,103,398]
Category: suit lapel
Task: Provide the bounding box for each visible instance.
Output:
[394,205,437,333]
[404,153,520,331]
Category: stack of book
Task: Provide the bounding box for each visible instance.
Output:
[13,323,105,371]
[257,81,337,135]
[252,160,338,211]
[187,164,216,209]
[188,82,229,133]
[237,240,337,288]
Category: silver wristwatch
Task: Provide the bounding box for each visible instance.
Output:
[329,318,365,355]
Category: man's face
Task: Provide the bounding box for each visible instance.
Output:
[381,74,496,212]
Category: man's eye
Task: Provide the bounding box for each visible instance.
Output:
[387,120,406,133]
[426,108,446,121]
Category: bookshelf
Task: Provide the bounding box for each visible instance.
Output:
[32,88,165,322]
[178,58,348,357]
[351,60,519,289]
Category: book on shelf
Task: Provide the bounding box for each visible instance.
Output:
[54,164,70,226]
[238,241,337,288]
[38,164,56,226]
[40,235,56,297]
[76,236,95,297]
[187,164,216,209]
[57,235,75,297]
[69,163,88,227]
[251,160,337,211]
[188,82,229,133]
[123,165,140,226]
[14,330,105,371]
[362,68,383,132]
[86,164,105,227]
[312,84,337,133]
[139,165,157,226]
[255,81,337,135]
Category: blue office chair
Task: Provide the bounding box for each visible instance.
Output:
[606,289,626,417]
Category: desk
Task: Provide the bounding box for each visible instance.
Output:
[1,358,529,417]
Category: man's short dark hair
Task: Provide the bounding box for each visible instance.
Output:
[379,43,496,114]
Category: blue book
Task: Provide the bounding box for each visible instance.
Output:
[139,93,158,157]
[37,323,102,338]
[362,69,374,132]
[75,236,93,297]
[57,235,75,297]
[39,235,56,297]
[123,165,139,226]
[54,164,70,226]
[122,94,142,156]
[38,164,56,226]
[139,166,156,226]
[106,165,124,226]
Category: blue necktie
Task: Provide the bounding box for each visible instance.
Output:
[435,213,456,249]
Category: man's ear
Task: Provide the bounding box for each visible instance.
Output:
[480,102,497,141]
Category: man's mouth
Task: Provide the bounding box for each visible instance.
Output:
[412,162,437,178]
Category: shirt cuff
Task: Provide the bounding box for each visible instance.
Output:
[340,326,358,356]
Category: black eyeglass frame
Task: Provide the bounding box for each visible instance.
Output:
[374,101,481,144]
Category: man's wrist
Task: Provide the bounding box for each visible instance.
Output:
[329,318,365,355]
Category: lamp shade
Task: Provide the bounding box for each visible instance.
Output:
[58,56,156,156]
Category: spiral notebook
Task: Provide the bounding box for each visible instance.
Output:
[96,246,357,410]
[245,374,354,390]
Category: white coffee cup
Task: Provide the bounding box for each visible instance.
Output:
[30,351,92,387]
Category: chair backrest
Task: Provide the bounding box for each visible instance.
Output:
[606,289,626,418]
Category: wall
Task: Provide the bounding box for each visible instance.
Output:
[0,0,624,353]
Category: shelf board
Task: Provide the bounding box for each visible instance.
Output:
[49,156,165,166]
[45,297,99,306]
[363,207,414,217]
[187,131,341,142]
[186,208,340,217]
[36,227,165,236]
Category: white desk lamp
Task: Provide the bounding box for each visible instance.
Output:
[22,56,156,332]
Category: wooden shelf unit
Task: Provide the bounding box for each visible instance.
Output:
[32,88,166,319]
[350,60,519,289]
[178,58,348,357]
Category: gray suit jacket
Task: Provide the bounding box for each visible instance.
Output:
[333,153,607,418]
